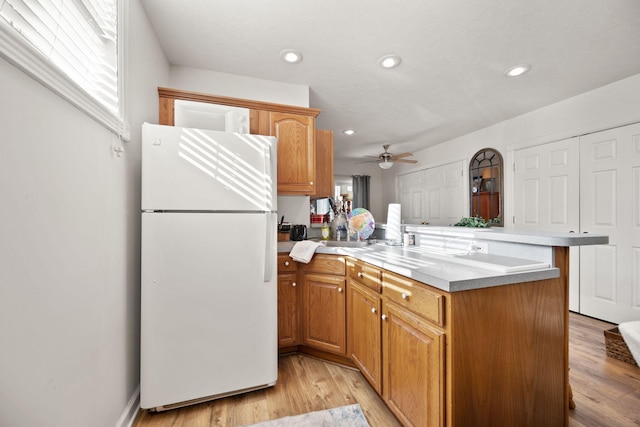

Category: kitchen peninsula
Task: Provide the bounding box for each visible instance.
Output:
[277,227,608,427]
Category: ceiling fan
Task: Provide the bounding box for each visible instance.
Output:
[358,145,418,169]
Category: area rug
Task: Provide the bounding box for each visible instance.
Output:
[242,404,370,427]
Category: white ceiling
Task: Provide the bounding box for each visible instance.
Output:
[140,0,640,163]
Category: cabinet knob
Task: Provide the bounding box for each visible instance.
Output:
[371,307,377,314]
[310,181,313,185]
[338,287,343,293]
[357,272,364,278]
[284,261,290,266]
[401,293,409,300]
[292,282,297,287]
[381,314,388,321]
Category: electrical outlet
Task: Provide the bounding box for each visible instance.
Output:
[470,241,489,254]
[475,241,489,254]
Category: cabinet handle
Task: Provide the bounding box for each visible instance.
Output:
[357,272,364,278]
[401,293,409,300]
[292,282,297,287]
[371,307,377,314]
[381,314,388,321]
[284,261,290,266]
[338,287,343,293]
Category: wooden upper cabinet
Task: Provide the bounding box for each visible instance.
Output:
[266,112,317,195]
[159,96,174,126]
[314,129,334,199]
[157,87,325,196]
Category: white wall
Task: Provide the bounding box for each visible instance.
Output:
[386,73,640,224]
[169,66,310,107]
[0,1,169,426]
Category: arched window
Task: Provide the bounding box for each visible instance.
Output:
[469,148,503,226]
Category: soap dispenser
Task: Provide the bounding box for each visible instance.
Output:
[321,220,330,240]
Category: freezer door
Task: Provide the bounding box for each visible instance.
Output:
[142,123,277,212]
[140,212,278,409]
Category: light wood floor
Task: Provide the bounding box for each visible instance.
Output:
[134,312,640,427]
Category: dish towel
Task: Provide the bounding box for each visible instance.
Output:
[618,321,640,365]
[289,240,324,264]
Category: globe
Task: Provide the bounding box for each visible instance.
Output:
[347,208,375,240]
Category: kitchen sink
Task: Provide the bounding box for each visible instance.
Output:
[321,239,372,248]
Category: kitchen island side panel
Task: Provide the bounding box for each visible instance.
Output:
[447,247,569,427]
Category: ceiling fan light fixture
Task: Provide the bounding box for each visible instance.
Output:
[504,64,531,77]
[343,129,356,135]
[379,159,394,169]
[378,54,401,69]
[280,49,303,64]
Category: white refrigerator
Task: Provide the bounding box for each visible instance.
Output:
[140,123,278,411]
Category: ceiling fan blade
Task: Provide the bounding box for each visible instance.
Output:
[364,155,381,159]
[394,159,418,164]
[390,152,413,159]
[355,159,382,164]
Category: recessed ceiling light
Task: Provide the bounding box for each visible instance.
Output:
[504,64,531,77]
[343,129,356,135]
[280,49,303,64]
[378,54,401,69]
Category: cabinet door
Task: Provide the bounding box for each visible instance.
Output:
[348,282,382,393]
[313,129,334,199]
[302,273,346,355]
[270,112,316,195]
[277,273,299,348]
[382,301,444,427]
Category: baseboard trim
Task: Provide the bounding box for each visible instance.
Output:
[116,385,140,427]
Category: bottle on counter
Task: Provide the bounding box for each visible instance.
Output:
[321,220,330,240]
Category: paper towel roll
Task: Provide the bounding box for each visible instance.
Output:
[386,203,402,244]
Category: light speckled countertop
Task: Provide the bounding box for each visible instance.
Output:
[279,228,608,292]
[278,241,559,292]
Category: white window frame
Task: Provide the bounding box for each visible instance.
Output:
[0,0,130,140]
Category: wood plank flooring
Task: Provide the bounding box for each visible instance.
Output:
[134,313,640,427]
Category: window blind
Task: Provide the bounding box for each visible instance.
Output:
[0,0,129,139]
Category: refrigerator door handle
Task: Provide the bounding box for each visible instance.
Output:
[264,213,276,282]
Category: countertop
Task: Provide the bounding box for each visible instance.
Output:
[278,240,560,292]
[279,227,609,292]
[379,224,609,247]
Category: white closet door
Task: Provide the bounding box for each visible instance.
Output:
[580,122,640,324]
[514,138,580,311]
[398,170,425,224]
[424,161,465,226]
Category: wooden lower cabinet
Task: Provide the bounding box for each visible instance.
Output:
[301,273,347,355]
[282,252,570,427]
[347,281,382,393]
[277,255,299,348]
[301,255,347,355]
[347,261,445,426]
[382,300,445,427]
[277,272,299,347]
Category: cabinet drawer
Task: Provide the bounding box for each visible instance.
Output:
[278,255,298,273]
[301,254,346,276]
[347,259,381,293]
[382,271,444,327]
